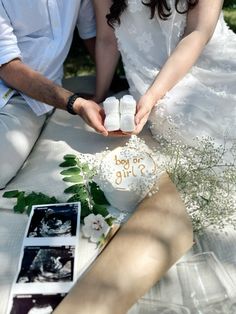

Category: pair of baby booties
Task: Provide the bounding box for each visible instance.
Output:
[103,95,136,132]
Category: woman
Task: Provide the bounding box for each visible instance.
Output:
[94,0,236,146]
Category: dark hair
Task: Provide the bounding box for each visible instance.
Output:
[107,0,198,27]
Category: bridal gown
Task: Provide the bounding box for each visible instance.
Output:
[115,0,236,147]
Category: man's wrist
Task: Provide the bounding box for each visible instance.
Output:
[66,93,81,115]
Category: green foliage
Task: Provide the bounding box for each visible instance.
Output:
[3,190,59,215]
[3,190,20,198]
[89,182,110,205]
[3,154,109,220]
[60,154,110,220]
[223,0,236,8]
[224,8,236,32]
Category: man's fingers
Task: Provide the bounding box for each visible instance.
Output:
[90,115,108,136]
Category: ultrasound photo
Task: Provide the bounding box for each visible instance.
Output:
[10,293,66,314]
[27,203,79,237]
[17,246,74,283]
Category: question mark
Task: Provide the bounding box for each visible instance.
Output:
[138,164,146,176]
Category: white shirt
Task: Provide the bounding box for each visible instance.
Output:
[0,0,96,115]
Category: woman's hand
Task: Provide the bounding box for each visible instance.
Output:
[133,92,157,134]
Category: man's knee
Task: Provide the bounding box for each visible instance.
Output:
[0,132,31,189]
[0,100,47,189]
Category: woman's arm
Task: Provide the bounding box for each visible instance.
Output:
[134,0,224,134]
[93,0,120,103]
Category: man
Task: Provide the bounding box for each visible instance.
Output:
[0,0,108,189]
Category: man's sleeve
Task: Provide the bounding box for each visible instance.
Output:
[0,2,22,66]
[77,0,96,40]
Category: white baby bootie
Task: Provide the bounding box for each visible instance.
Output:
[103,96,120,131]
[119,95,136,132]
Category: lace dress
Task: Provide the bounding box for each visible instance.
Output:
[115,0,236,147]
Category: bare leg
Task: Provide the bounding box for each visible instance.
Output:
[53,173,193,314]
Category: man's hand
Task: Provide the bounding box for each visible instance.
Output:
[73,98,108,136]
[133,93,157,134]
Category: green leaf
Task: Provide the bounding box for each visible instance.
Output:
[24,192,59,215]
[66,186,88,202]
[81,163,90,172]
[81,163,95,178]
[63,175,84,183]
[13,192,26,214]
[67,195,91,219]
[63,154,77,160]
[64,184,83,194]
[25,192,58,206]
[60,167,81,176]
[80,200,92,219]
[59,159,77,167]
[3,190,20,198]
[105,216,116,227]
[93,204,109,217]
[89,182,110,205]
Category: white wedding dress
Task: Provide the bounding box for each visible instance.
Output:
[115,0,236,147]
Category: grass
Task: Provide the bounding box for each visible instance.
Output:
[64,8,236,78]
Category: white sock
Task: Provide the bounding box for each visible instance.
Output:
[119,95,136,132]
[103,97,120,131]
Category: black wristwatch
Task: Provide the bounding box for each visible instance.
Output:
[66,93,80,115]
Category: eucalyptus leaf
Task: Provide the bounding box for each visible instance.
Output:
[3,190,20,198]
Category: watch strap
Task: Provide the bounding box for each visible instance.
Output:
[67,93,80,115]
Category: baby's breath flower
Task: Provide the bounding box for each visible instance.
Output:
[157,136,236,233]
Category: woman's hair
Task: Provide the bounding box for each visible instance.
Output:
[107,0,198,27]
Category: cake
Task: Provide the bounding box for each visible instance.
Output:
[94,136,163,212]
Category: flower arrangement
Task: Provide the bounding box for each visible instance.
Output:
[157,136,236,233]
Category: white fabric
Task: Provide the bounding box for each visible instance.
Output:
[0,95,47,189]
[0,0,96,116]
[115,0,236,147]
[0,104,236,314]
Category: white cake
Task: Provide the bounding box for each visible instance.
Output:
[95,136,163,212]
